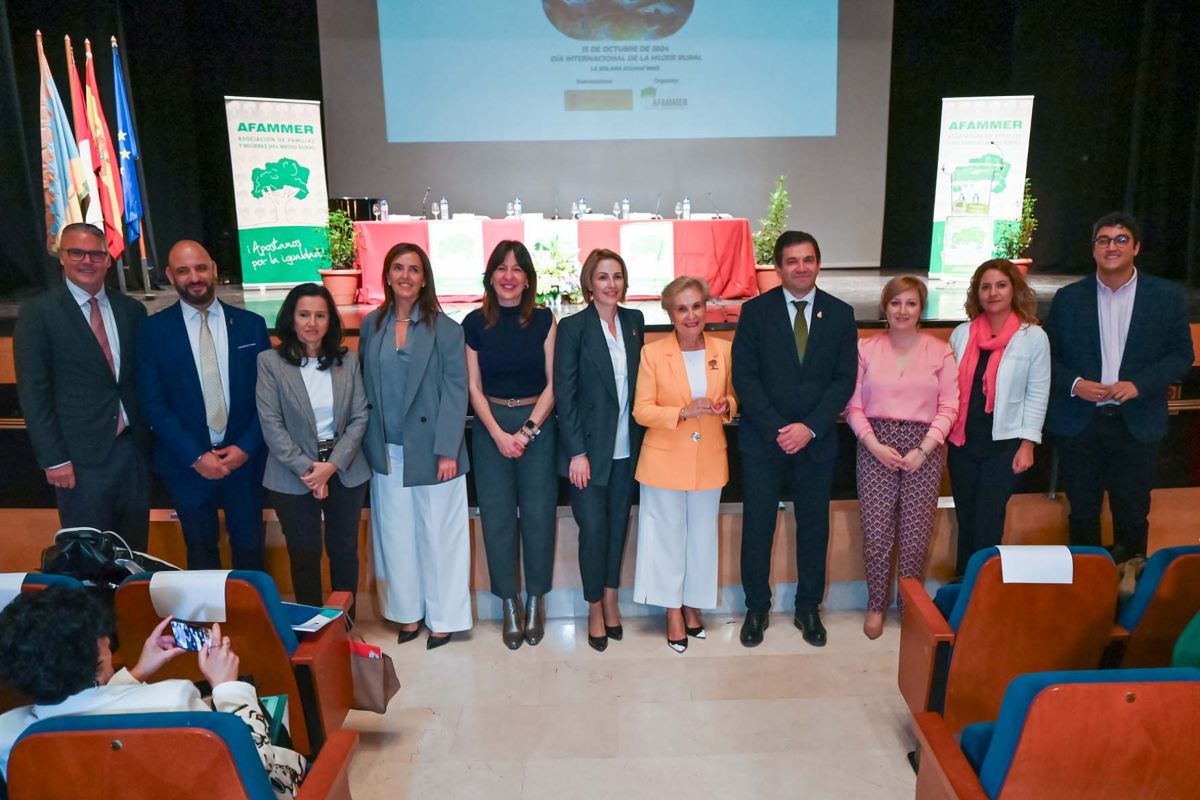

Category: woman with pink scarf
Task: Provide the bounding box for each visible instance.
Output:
[947,259,1050,579]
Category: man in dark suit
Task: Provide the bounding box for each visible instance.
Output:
[732,230,858,647]
[138,240,271,569]
[1045,212,1193,564]
[14,223,150,549]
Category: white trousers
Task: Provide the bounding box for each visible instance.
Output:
[632,485,721,609]
[370,444,473,632]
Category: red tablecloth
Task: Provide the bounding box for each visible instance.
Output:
[355,218,756,304]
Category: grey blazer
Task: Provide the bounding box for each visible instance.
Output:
[255,348,371,494]
[359,307,470,486]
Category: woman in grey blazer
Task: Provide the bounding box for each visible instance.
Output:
[360,243,472,649]
[554,249,643,652]
[256,283,370,613]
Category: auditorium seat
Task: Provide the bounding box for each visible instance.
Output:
[5,711,356,800]
[114,571,354,756]
[898,546,1118,733]
[1110,545,1200,667]
[911,668,1200,799]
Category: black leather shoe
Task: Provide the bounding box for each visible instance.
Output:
[739,610,769,647]
[398,621,423,644]
[426,632,452,650]
[794,607,827,647]
[588,633,608,652]
[524,594,546,646]
[605,624,624,641]
[502,598,524,650]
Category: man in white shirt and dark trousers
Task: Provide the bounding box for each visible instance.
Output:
[1045,212,1194,567]
[138,241,272,569]
[14,223,150,550]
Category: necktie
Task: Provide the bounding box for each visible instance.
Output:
[199,309,229,433]
[89,297,125,435]
[793,299,809,364]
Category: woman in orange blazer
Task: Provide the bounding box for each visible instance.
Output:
[632,277,737,653]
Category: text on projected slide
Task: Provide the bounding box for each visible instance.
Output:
[377,0,837,143]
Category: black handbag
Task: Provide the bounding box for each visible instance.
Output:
[40,527,179,591]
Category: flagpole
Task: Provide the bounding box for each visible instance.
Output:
[111,23,161,290]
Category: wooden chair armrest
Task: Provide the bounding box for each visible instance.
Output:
[324,592,354,614]
[898,578,956,716]
[1101,623,1132,668]
[1109,623,1131,643]
[912,712,989,800]
[296,728,357,800]
[292,621,353,750]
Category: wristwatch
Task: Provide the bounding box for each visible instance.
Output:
[522,419,541,438]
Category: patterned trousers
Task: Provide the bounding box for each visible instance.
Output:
[857,418,945,612]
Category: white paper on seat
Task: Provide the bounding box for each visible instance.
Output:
[0,573,27,610]
[150,570,232,622]
[996,545,1074,584]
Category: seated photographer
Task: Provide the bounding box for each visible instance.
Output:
[0,587,306,797]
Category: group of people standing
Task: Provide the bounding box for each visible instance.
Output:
[14,211,1193,653]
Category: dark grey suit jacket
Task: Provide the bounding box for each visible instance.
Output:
[554,303,644,485]
[14,283,148,468]
[359,307,470,485]
[256,348,371,494]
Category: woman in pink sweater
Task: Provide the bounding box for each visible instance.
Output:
[846,276,958,639]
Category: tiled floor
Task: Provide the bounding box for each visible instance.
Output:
[345,611,917,799]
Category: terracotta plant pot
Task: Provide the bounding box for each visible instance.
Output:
[1010,258,1033,276]
[319,268,362,306]
[755,266,782,293]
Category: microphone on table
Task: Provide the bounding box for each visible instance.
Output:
[654,193,662,217]
[707,191,721,216]
[420,186,431,218]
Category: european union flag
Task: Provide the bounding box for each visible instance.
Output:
[112,41,142,241]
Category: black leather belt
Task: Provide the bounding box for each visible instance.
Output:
[317,438,337,461]
[1095,404,1122,417]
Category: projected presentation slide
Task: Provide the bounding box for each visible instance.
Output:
[377,0,837,143]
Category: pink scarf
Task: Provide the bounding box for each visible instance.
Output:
[949,312,1021,447]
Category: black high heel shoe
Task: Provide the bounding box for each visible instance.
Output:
[667,635,688,653]
[685,625,706,639]
[605,624,624,641]
[398,621,423,644]
[588,633,608,652]
[426,632,453,650]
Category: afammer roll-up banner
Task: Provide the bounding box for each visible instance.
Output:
[224,96,330,287]
[929,95,1034,283]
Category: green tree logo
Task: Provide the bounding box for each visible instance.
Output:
[251,157,310,221]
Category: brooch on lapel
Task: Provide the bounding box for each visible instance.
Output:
[816,311,823,319]
[632,328,639,337]
[708,358,718,371]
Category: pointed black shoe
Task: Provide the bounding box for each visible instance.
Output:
[685,625,706,639]
[398,622,423,644]
[605,624,624,641]
[426,632,453,650]
[502,598,524,650]
[739,609,769,647]
[588,633,608,652]
[667,636,688,653]
[793,607,827,647]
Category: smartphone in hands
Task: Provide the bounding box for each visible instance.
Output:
[169,620,213,652]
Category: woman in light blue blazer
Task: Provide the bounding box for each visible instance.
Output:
[947,259,1050,578]
[360,243,472,649]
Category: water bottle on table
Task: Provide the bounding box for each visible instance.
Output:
[439,196,449,220]
[621,197,630,219]
[514,196,522,217]
[379,198,389,222]
[682,196,691,220]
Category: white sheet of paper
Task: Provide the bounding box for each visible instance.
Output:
[0,573,27,610]
[996,545,1074,584]
[150,570,232,622]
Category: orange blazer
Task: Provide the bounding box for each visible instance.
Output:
[633,334,737,491]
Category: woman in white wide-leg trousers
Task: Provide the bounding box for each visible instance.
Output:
[632,485,721,610]
[371,444,473,633]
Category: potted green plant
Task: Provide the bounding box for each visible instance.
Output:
[993,178,1038,275]
[752,175,790,292]
[318,209,361,305]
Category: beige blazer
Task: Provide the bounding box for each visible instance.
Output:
[633,334,737,491]
[255,349,370,494]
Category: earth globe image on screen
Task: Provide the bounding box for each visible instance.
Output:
[543,0,695,40]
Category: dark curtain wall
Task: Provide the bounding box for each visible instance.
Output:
[0,0,322,294]
[881,0,1200,284]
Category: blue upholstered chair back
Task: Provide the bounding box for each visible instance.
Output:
[1118,545,1200,630]
[934,546,1113,631]
[12,712,275,800]
[121,570,299,654]
[960,668,1200,799]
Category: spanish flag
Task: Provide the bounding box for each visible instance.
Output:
[65,35,102,226]
[83,38,124,259]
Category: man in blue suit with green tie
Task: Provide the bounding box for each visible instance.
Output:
[138,241,272,569]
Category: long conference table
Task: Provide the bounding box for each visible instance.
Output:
[353,217,758,303]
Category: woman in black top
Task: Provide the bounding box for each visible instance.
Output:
[463,240,557,650]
